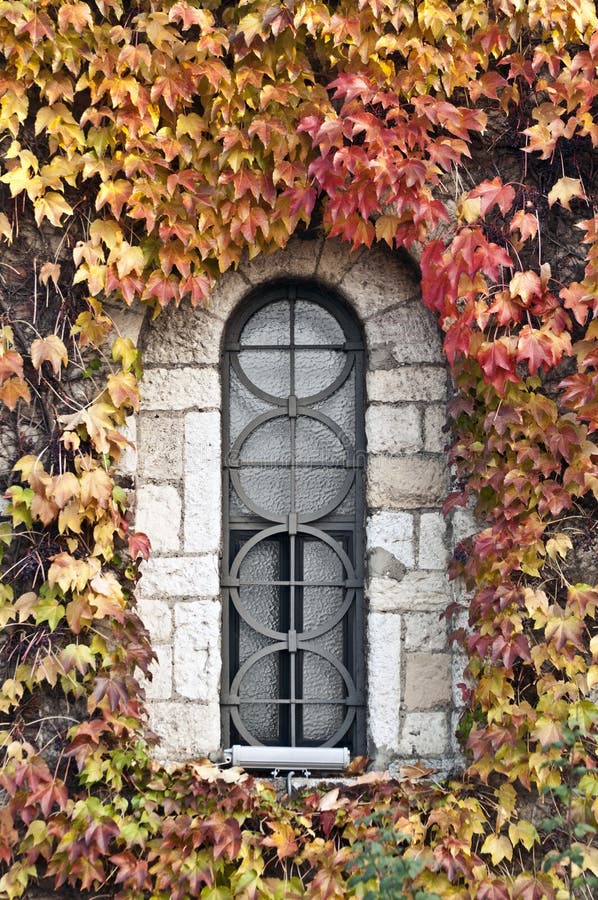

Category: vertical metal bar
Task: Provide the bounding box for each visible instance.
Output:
[288,285,297,746]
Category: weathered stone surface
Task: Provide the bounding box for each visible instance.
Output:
[141,367,220,411]
[338,243,420,320]
[367,303,442,363]
[368,570,450,612]
[184,411,222,553]
[139,554,219,598]
[451,506,479,543]
[398,711,450,757]
[148,700,221,759]
[366,510,414,568]
[418,512,449,570]
[242,234,324,284]
[317,238,364,285]
[367,455,447,509]
[423,404,448,453]
[116,414,137,478]
[143,305,225,366]
[366,404,422,454]
[137,413,184,481]
[404,652,451,709]
[368,547,406,581]
[105,300,147,344]
[368,612,401,751]
[174,601,221,702]
[404,610,448,652]
[137,597,173,643]
[208,269,252,321]
[145,644,172,700]
[135,484,182,552]
[367,366,447,401]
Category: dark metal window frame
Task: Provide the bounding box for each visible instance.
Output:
[221,280,366,753]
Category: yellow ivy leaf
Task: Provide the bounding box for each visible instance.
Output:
[545,533,572,561]
[0,212,13,243]
[508,820,539,851]
[547,176,585,211]
[34,192,74,227]
[480,833,513,865]
[30,334,68,377]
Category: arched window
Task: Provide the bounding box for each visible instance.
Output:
[221,281,366,752]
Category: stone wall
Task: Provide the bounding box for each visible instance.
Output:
[125,235,474,771]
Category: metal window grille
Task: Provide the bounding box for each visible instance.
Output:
[221,281,366,752]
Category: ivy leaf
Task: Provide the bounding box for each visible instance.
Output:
[480,833,513,865]
[30,334,68,377]
[128,532,151,561]
[547,176,585,210]
[262,822,299,860]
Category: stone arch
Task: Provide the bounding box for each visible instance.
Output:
[131,235,463,769]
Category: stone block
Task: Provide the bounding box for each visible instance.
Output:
[366,511,414,568]
[144,644,172,700]
[317,238,365,285]
[404,610,448,652]
[184,411,222,553]
[367,367,447,402]
[139,554,220,598]
[208,269,252,321]
[242,235,323,284]
[368,612,401,752]
[143,304,225,366]
[105,300,147,344]
[404,652,451,709]
[368,570,450,613]
[147,700,221,759]
[116,415,137,478]
[366,302,442,364]
[137,597,173,643]
[338,243,420,320]
[418,512,449,570]
[174,600,221,702]
[366,404,422,454]
[424,404,448,453]
[141,367,220,411]
[135,484,182,552]
[367,455,447,509]
[451,506,479,543]
[137,413,184,481]
[398,711,450,757]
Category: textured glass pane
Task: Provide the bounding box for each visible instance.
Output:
[239,651,281,699]
[294,301,344,345]
[238,542,281,618]
[302,704,345,742]
[302,586,344,631]
[301,651,344,700]
[313,368,355,435]
[229,371,272,444]
[238,466,291,516]
[238,349,290,396]
[303,539,343,583]
[295,467,348,514]
[336,481,355,515]
[240,417,290,464]
[241,300,289,345]
[294,350,345,397]
[240,702,280,743]
[238,624,272,667]
[296,416,344,466]
[229,482,252,516]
